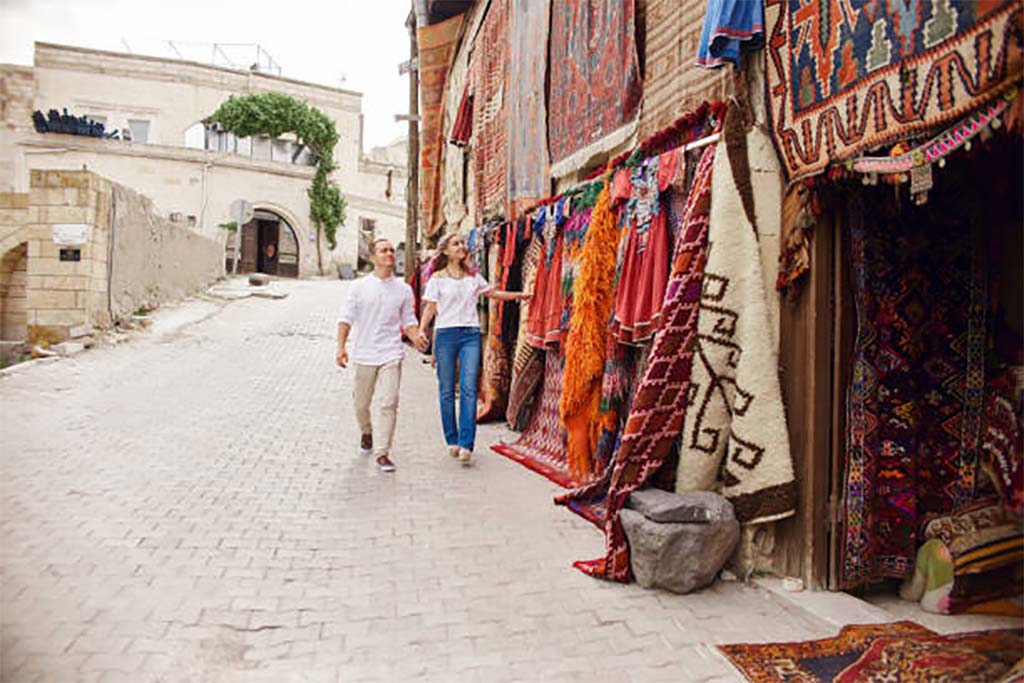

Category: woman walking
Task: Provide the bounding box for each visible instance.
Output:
[420,233,530,466]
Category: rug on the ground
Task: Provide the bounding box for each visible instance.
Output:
[493,350,583,488]
[547,0,642,177]
[719,621,1024,683]
[418,13,464,236]
[763,0,1023,180]
[675,134,796,524]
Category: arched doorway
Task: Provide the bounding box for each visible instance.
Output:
[234,209,300,278]
[0,242,28,340]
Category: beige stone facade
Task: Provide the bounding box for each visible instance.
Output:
[0,169,222,344]
[0,43,407,278]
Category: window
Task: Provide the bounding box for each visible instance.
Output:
[127,119,150,144]
[271,138,293,163]
[236,136,252,157]
[252,135,272,161]
[184,122,205,149]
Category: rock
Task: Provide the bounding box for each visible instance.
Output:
[80,336,96,349]
[627,488,735,523]
[248,273,271,286]
[252,288,289,300]
[620,493,740,594]
[52,341,85,356]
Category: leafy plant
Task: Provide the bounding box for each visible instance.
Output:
[217,221,238,232]
[210,92,348,274]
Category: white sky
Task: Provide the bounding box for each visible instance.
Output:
[0,0,412,151]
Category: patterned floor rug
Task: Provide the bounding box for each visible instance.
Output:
[719,621,1023,683]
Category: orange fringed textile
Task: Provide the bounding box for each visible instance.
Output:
[559,167,619,482]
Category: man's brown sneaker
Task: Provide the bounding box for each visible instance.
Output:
[376,454,396,472]
[359,433,373,456]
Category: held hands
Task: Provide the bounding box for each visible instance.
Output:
[411,330,430,353]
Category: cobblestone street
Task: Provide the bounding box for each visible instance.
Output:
[2,279,872,682]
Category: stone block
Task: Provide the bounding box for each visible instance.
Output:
[52,341,85,356]
[29,289,78,310]
[29,188,73,207]
[620,490,740,594]
[0,192,29,209]
[68,323,92,339]
[41,205,93,224]
[41,275,87,291]
[0,208,29,224]
[33,308,87,327]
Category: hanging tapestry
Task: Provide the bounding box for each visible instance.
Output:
[477,224,511,422]
[841,193,987,588]
[507,0,551,217]
[675,140,797,524]
[548,0,643,177]
[556,144,717,582]
[472,0,511,222]
[696,0,765,69]
[640,0,729,140]
[506,236,543,430]
[719,621,1024,683]
[493,351,582,488]
[440,1,488,235]
[418,14,465,237]
[763,0,1024,180]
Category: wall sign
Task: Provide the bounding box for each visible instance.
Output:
[59,248,81,262]
[52,223,90,245]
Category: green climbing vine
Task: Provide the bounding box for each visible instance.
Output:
[210,92,347,274]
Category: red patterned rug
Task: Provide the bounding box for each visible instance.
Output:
[492,350,587,488]
[472,0,510,222]
[764,0,1022,181]
[719,621,1023,683]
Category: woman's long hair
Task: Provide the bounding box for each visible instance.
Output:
[431,232,474,275]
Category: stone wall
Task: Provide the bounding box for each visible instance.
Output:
[109,183,224,317]
[0,170,223,343]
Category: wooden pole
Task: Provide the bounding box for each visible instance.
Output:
[405,7,420,281]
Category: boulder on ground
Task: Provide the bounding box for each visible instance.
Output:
[621,489,740,594]
[249,273,271,286]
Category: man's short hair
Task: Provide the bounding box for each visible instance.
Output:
[370,238,394,254]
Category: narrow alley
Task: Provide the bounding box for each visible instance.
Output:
[3,279,862,683]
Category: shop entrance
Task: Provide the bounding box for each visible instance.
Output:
[824,139,1023,599]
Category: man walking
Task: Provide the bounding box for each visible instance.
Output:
[337,238,428,472]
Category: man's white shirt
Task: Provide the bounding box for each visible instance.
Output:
[338,275,417,365]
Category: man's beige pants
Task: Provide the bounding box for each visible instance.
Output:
[353,359,402,457]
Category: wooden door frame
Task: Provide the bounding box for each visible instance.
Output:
[773,209,840,589]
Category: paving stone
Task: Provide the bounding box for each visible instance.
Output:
[1,279,844,682]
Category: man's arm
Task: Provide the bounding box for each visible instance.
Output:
[401,286,429,352]
[337,322,351,368]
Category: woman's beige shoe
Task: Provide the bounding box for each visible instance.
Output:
[448,445,460,458]
[458,448,473,467]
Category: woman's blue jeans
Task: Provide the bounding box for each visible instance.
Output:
[434,326,481,452]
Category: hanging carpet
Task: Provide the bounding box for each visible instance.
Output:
[841,194,987,588]
[418,14,465,236]
[555,144,717,581]
[506,235,544,430]
[719,621,1023,683]
[547,0,643,177]
[675,138,797,524]
[507,0,551,217]
[471,0,511,222]
[763,0,1023,180]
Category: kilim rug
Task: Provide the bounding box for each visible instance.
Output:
[418,14,464,236]
[507,0,551,217]
[440,0,488,235]
[472,0,511,222]
[506,236,543,430]
[556,143,717,581]
[719,621,1024,683]
[492,350,580,488]
[676,137,796,525]
[477,224,511,422]
[842,191,987,588]
[548,0,643,177]
[763,0,1024,180]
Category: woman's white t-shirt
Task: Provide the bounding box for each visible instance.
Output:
[423,272,491,329]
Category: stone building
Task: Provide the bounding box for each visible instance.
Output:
[0,42,407,280]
